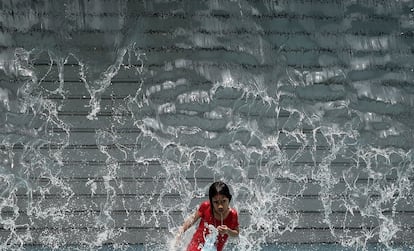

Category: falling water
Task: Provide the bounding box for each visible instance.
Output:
[1,0,414,250]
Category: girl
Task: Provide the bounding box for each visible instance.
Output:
[177,181,239,251]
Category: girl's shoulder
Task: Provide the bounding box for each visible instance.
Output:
[230,207,238,216]
[198,200,211,218]
[201,200,210,207]
[199,200,211,211]
[227,207,239,227]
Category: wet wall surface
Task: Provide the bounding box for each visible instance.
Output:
[1,0,414,250]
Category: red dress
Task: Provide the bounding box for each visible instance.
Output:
[187,201,239,251]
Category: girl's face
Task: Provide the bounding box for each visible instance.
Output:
[211,194,230,215]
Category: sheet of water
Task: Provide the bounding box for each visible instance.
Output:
[1,0,414,250]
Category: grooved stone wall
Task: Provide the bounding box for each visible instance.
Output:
[1,0,414,249]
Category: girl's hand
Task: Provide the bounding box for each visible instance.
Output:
[217,225,229,235]
[175,230,183,244]
[170,232,182,251]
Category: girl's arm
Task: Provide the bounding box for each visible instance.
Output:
[227,226,239,237]
[217,225,239,237]
[177,210,201,237]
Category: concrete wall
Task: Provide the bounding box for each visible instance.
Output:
[1,0,414,249]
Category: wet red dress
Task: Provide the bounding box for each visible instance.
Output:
[187,201,239,251]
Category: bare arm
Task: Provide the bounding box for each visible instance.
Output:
[227,226,239,237]
[217,225,239,237]
[177,210,200,237]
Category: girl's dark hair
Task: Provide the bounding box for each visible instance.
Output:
[209,181,232,215]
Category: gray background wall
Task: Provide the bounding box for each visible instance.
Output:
[1,0,414,249]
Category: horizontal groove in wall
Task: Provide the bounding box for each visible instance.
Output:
[10,110,295,119]
[4,26,409,37]
[24,176,414,183]
[28,61,414,72]
[0,11,401,21]
[23,44,411,55]
[2,209,414,215]
[0,143,330,151]
[1,226,413,233]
